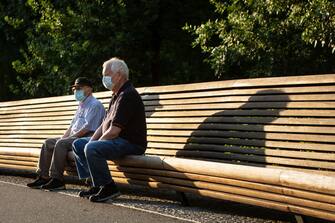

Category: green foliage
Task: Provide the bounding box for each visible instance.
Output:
[0,0,32,100]
[185,0,335,78]
[1,0,213,100]
[10,0,157,97]
[1,0,334,101]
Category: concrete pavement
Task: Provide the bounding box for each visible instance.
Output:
[0,181,187,223]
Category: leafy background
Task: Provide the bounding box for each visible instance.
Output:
[0,0,334,101]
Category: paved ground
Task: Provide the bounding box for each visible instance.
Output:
[0,181,187,223]
[0,172,330,223]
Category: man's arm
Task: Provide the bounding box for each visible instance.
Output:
[99,125,121,140]
[61,126,72,138]
[69,128,91,138]
[89,124,103,141]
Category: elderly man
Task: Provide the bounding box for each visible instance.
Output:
[27,77,105,190]
[72,58,147,202]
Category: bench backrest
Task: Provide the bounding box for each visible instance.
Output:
[0,74,334,175]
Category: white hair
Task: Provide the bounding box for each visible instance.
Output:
[103,57,129,79]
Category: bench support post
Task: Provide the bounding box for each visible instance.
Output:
[294,215,307,223]
[175,191,189,206]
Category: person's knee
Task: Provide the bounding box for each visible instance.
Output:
[72,138,86,153]
[84,142,99,158]
[45,138,55,144]
[55,139,67,149]
[43,138,55,152]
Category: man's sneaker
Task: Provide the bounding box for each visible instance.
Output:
[41,178,65,191]
[89,182,121,203]
[27,177,50,189]
[78,187,100,198]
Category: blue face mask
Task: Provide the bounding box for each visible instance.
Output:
[102,76,113,90]
[74,90,86,102]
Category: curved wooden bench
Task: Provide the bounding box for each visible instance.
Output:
[0,74,335,221]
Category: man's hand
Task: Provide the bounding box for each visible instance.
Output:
[89,124,103,142]
[99,125,121,141]
[70,128,91,138]
[61,126,72,139]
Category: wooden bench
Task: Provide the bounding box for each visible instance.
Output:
[0,74,335,222]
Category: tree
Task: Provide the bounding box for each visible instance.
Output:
[0,0,32,100]
[2,0,214,100]
[185,0,335,79]
[9,0,158,97]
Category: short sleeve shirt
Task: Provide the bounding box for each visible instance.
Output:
[102,81,147,149]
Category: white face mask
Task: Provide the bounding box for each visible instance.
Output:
[102,76,113,90]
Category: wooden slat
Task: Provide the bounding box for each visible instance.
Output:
[0,125,67,130]
[147,130,335,143]
[146,109,335,118]
[146,117,335,126]
[0,95,75,108]
[149,156,335,176]
[140,74,335,94]
[142,85,335,100]
[0,115,74,122]
[0,138,44,144]
[145,102,335,111]
[0,106,78,115]
[0,159,37,166]
[0,91,110,108]
[0,143,41,148]
[0,111,75,120]
[0,155,39,162]
[148,138,335,152]
[0,163,36,171]
[145,149,335,170]
[0,120,71,126]
[146,139,335,161]
[0,130,64,135]
[0,134,60,139]
[0,147,40,157]
[143,94,335,106]
[147,123,335,134]
[0,99,109,113]
[0,101,78,112]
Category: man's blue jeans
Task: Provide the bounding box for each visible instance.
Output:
[72,137,144,187]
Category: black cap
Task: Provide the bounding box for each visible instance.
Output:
[71,77,93,88]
